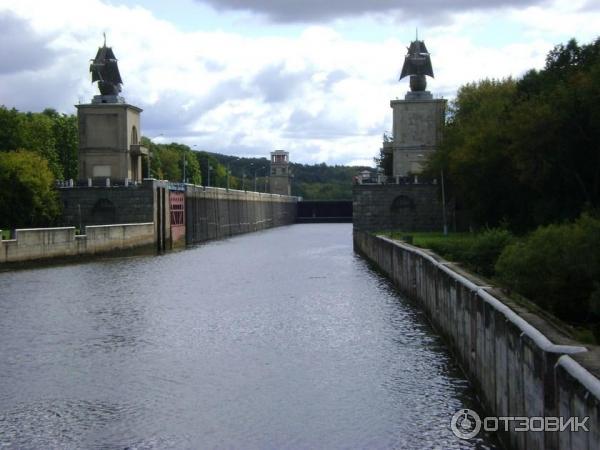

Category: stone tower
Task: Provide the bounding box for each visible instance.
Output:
[269,150,291,195]
[384,38,446,177]
[77,38,148,185]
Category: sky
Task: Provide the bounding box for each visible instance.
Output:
[0,0,598,166]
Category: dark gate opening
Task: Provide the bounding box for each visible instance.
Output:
[296,200,352,223]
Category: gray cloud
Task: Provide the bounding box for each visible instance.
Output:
[284,107,358,140]
[0,12,57,75]
[199,0,547,23]
[139,78,251,136]
[252,63,311,103]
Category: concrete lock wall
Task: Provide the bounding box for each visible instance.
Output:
[185,185,298,244]
[0,223,154,264]
[60,183,156,228]
[353,230,600,450]
[353,183,444,232]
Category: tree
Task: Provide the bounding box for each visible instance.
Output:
[0,106,22,151]
[141,139,202,184]
[427,37,600,230]
[374,133,393,176]
[44,109,78,180]
[0,150,61,229]
[0,106,79,181]
[427,78,527,228]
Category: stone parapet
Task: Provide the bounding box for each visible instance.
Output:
[0,223,154,264]
[354,230,599,450]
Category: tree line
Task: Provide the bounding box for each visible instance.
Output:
[415,37,600,339]
[425,37,600,232]
[0,107,77,229]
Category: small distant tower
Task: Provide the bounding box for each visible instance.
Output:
[269,150,291,195]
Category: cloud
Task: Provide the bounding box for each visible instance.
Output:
[0,0,597,166]
[199,0,547,23]
[252,63,311,103]
[0,11,57,74]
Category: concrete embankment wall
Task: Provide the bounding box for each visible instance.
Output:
[185,185,297,244]
[0,223,154,264]
[354,230,600,450]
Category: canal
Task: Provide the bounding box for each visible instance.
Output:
[0,223,498,449]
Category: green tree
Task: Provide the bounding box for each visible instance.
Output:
[0,106,22,151]
[0,150,61,228]
[428,78,526,228]
[426,37,600,230]
[141,139,202,184]
[43,109,78,180]
[496,213,600,327]
[19,112,62,179]
[509,38,600,225]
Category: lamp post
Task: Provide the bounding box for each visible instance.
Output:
[226,163,230,190]
[441,169,448,235]
[182,152,187,183]
[249,163,255,192]
[207,162,213,187]
[263,166,268,192]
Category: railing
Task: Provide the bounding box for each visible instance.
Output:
[354,175,439,185]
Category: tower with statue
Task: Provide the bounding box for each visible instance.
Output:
[76,35,149,186]
[353,36,446,233]
[385,37,446,178]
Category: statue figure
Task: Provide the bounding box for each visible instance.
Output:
[89,34,123,97]
[400,38,434,92]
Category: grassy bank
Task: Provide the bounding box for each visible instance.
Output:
[380,214,600,343]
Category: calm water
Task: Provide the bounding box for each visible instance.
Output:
[0,224,497,449]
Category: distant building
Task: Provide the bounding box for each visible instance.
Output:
[269,150,291,195]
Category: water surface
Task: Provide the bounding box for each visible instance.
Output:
[0,224,497,449]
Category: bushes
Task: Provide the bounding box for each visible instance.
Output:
[409,215,600,338]
[0,150,61,229]
[467,228,514,277]
[495,213,600,325]
[413,228,513,277]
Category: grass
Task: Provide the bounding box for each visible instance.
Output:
[1,229,11,240]
[382,231,478,264]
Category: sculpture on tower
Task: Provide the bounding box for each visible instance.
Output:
[77,36,148,185]
[384,35,446,176]
[400,39,434,93]
[89,34,124,103]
